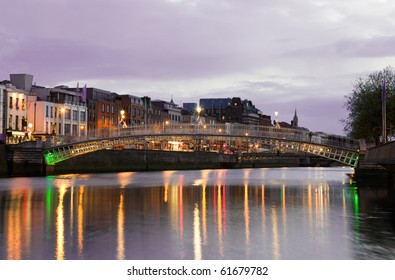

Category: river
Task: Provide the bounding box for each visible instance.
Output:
[1,167,395,260]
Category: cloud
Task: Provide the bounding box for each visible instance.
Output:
[1,0,395,135]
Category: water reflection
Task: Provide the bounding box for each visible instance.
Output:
[1,167,395,260]
[78,187,84,256]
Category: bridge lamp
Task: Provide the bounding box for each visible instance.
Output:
[245,133,248,136]
[274,110,280,128]
[196,106,202,114]
[196,106,202,126]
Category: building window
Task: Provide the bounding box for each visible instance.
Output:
[111,105,114,114]
[46,106,49,117]
[65,109,71,120]
[80,111,86,122]
[16,98,19,110]
[15,116,19,130]
[73,110,78,121]
[50,107,53,118]
[9,97,13,109]
[106,116,110,125]
[64,124,71,135]
[58,123,62,135]
[22,99,26,110]
[102,104,105,113]
[22,117,27,130]
[72,124,77,135]
[112,116,115,125]
[55,107,58,118]
[8,114,12,129]
[106,104,110,113]
[101,116,105,124]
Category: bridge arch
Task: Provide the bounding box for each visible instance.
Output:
[43,124,359,167]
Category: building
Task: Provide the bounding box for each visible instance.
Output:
[199,98,231,122]
[240,99,260,124]
[1,75,30,143]
[67,87,121,136]
[183,102,197,114]
[152,98,182,124]
[259,113,272,126]
[291,109,298,128]
[0,84,6,143]
[224,97,243,123]
[29,85,88,137]
[201,97,260,125]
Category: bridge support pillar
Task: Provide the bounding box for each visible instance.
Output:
[46,165,55,176]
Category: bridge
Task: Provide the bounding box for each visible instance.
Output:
[42,123,360,167]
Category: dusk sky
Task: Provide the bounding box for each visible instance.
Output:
[1,0,395,135]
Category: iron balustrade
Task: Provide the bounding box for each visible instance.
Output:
[43,123,360,167]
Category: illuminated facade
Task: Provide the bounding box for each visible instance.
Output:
[29,86,87,137]
[66,87,121,136]
[152,98,182,124]
[0,81,29,143]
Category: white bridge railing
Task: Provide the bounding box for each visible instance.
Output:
[48,123,358,150]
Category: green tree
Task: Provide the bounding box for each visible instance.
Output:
[343,66,395,143]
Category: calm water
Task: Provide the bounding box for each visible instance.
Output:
[1,167,395,260]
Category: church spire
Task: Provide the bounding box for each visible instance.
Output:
[292,108,298,127]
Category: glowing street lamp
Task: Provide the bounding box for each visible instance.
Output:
[120,110,126,128]
[196,106,202,114]
[80,125,85,137]
[274,110,280,128]
[163,120,169,134]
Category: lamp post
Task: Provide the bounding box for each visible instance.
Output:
[28,123,33,140]
[382,80,387,144]
[120,110,125,125]
[33,102,36,133]
[274,110,280,128]
[60,107,65,136]
[196,106,202,123]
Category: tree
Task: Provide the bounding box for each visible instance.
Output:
[343,66,395,143]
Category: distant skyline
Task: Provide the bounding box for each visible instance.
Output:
[1,0,395,135]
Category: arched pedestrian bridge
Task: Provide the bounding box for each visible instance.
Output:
[43,124,360,167]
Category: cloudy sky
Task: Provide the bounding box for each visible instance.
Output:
[1,0,395,135]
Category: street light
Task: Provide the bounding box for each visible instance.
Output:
[163,120,169,134]
[58,107,65,136]
[27,123,33,140]
[196,106,202,134]
[80,125,85,138]
[274,110,280,128]
[120,110,126,128]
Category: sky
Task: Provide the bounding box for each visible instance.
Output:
[1,0,395,135]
